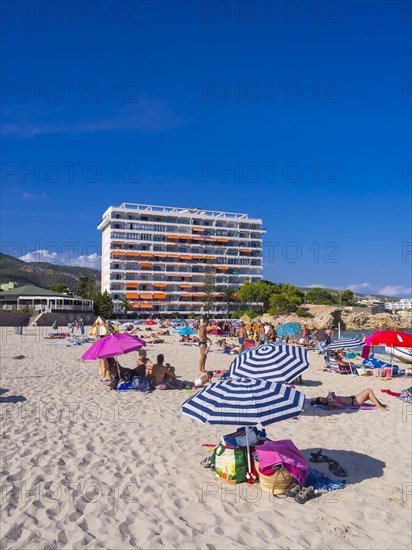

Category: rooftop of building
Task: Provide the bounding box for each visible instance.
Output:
[100,203,263,222]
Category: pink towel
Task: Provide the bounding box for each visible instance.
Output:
[254,439,309,486]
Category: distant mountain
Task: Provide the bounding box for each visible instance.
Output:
[0,254,101,291]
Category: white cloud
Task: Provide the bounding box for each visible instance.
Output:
[347,282,372,293]
[377,285,412,298]
[19,249,101,270]
[306,284,326,288]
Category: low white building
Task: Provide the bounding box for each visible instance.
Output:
[0,285,93,313]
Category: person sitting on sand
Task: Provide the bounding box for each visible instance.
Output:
[312,388,389,410]
[194,371,213,387]
[136,349,153,377]
[151,354,177,389]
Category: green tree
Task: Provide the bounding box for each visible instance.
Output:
[306,287,335,305]
[222,286,237,320]
[77,276,96,299]
[50,283,69,293]
[94,291,113,318]
[340,289,354,306]
[202,263,216,318]
[120,298,131,319]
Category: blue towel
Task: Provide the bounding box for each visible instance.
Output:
[305,467,347,491]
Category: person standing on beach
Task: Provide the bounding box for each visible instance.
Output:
[198,319,212,372]
[237,322,246,350]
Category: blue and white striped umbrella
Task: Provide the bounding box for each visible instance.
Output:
[276,322,301,337]
[324,337,364,352]
[229,344,309,384]
[181,377,305,426]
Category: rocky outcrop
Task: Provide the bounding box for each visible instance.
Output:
[241,305,412,331]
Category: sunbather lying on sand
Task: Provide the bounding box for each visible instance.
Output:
[312,388,389,410]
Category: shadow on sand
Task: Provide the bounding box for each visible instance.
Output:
[302,447,385,484]
[0,388,27,404]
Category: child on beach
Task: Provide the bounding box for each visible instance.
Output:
[194,371,213,387]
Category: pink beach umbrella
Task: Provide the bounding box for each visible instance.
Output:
[82,333,146,361]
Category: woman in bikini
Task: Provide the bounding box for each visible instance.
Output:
[313,388,388,410]
[198,320,211,372]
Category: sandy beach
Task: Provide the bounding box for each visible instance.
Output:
[1,327,411,550]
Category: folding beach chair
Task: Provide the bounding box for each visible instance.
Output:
[324,352,356,375]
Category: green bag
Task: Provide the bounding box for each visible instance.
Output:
[211,444,247,484]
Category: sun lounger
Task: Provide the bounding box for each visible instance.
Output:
[324,352,356,375]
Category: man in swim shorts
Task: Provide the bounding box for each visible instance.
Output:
[198,319,211,372]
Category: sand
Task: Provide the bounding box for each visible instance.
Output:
[1,326,411,550]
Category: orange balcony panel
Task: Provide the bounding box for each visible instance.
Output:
[180,284,192,288]
[113,251,126,255]
[217,266,229,270]
[180,255,191,259]
[153,283,166,288]
[125,293,139,299]
[126,283,139,288]
[140,293,153,299]
[192,236,204,241]
[192,227,204,232]
[167,253,179,258]
[167,234,179,239]
[240,248,251,253]
[140,252,152,257]
[216,238,228,243]
[112,241,125,245]
[153,293,166,299]
[140,263,153,268]
[139,303,153,308]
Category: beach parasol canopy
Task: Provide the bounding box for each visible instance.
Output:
[276,322,301,337]
[207,328,227,336]
[181,377,305,482]
[314,329,329,342]
[229,344,309,384]
[179,327,196,336]
[89,316,108,337]
[145,320,157,325]
[324,337,364,352]
[82,333,146,361]
[361,330,412,361]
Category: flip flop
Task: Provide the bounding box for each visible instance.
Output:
[285,483,302,498]
[295,486,316,504]
[309,449,330,463]
[328,459,347,477]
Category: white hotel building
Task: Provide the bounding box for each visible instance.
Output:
[98,203,265,317]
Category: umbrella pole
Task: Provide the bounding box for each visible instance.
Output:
[245,428,254,484]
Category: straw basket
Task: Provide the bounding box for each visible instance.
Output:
[257,466,294,496]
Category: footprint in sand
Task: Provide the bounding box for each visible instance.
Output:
[119,522,130,536]
[58,530,68,545]
[5,524,23,541]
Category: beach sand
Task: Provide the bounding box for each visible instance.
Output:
[1,327,411,549]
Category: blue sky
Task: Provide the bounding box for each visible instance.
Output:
[1,1,411,297]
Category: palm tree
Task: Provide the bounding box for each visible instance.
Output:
[222,286,237,320]
[120,298,131,319]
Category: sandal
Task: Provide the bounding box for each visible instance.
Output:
[309,449,330,463]
[285,483,302,498]
[328,459,347,477]
[295,486,316,504]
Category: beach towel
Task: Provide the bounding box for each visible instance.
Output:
[254,440,308,487]
[309,402,375,410]
[382,387,412,403]
[304,467,347,491]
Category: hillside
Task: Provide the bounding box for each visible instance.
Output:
[0,254,101,291]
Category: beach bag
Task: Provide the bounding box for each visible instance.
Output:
[211,444,247,484]
[257,465,294,496]
[399,387,412,403]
